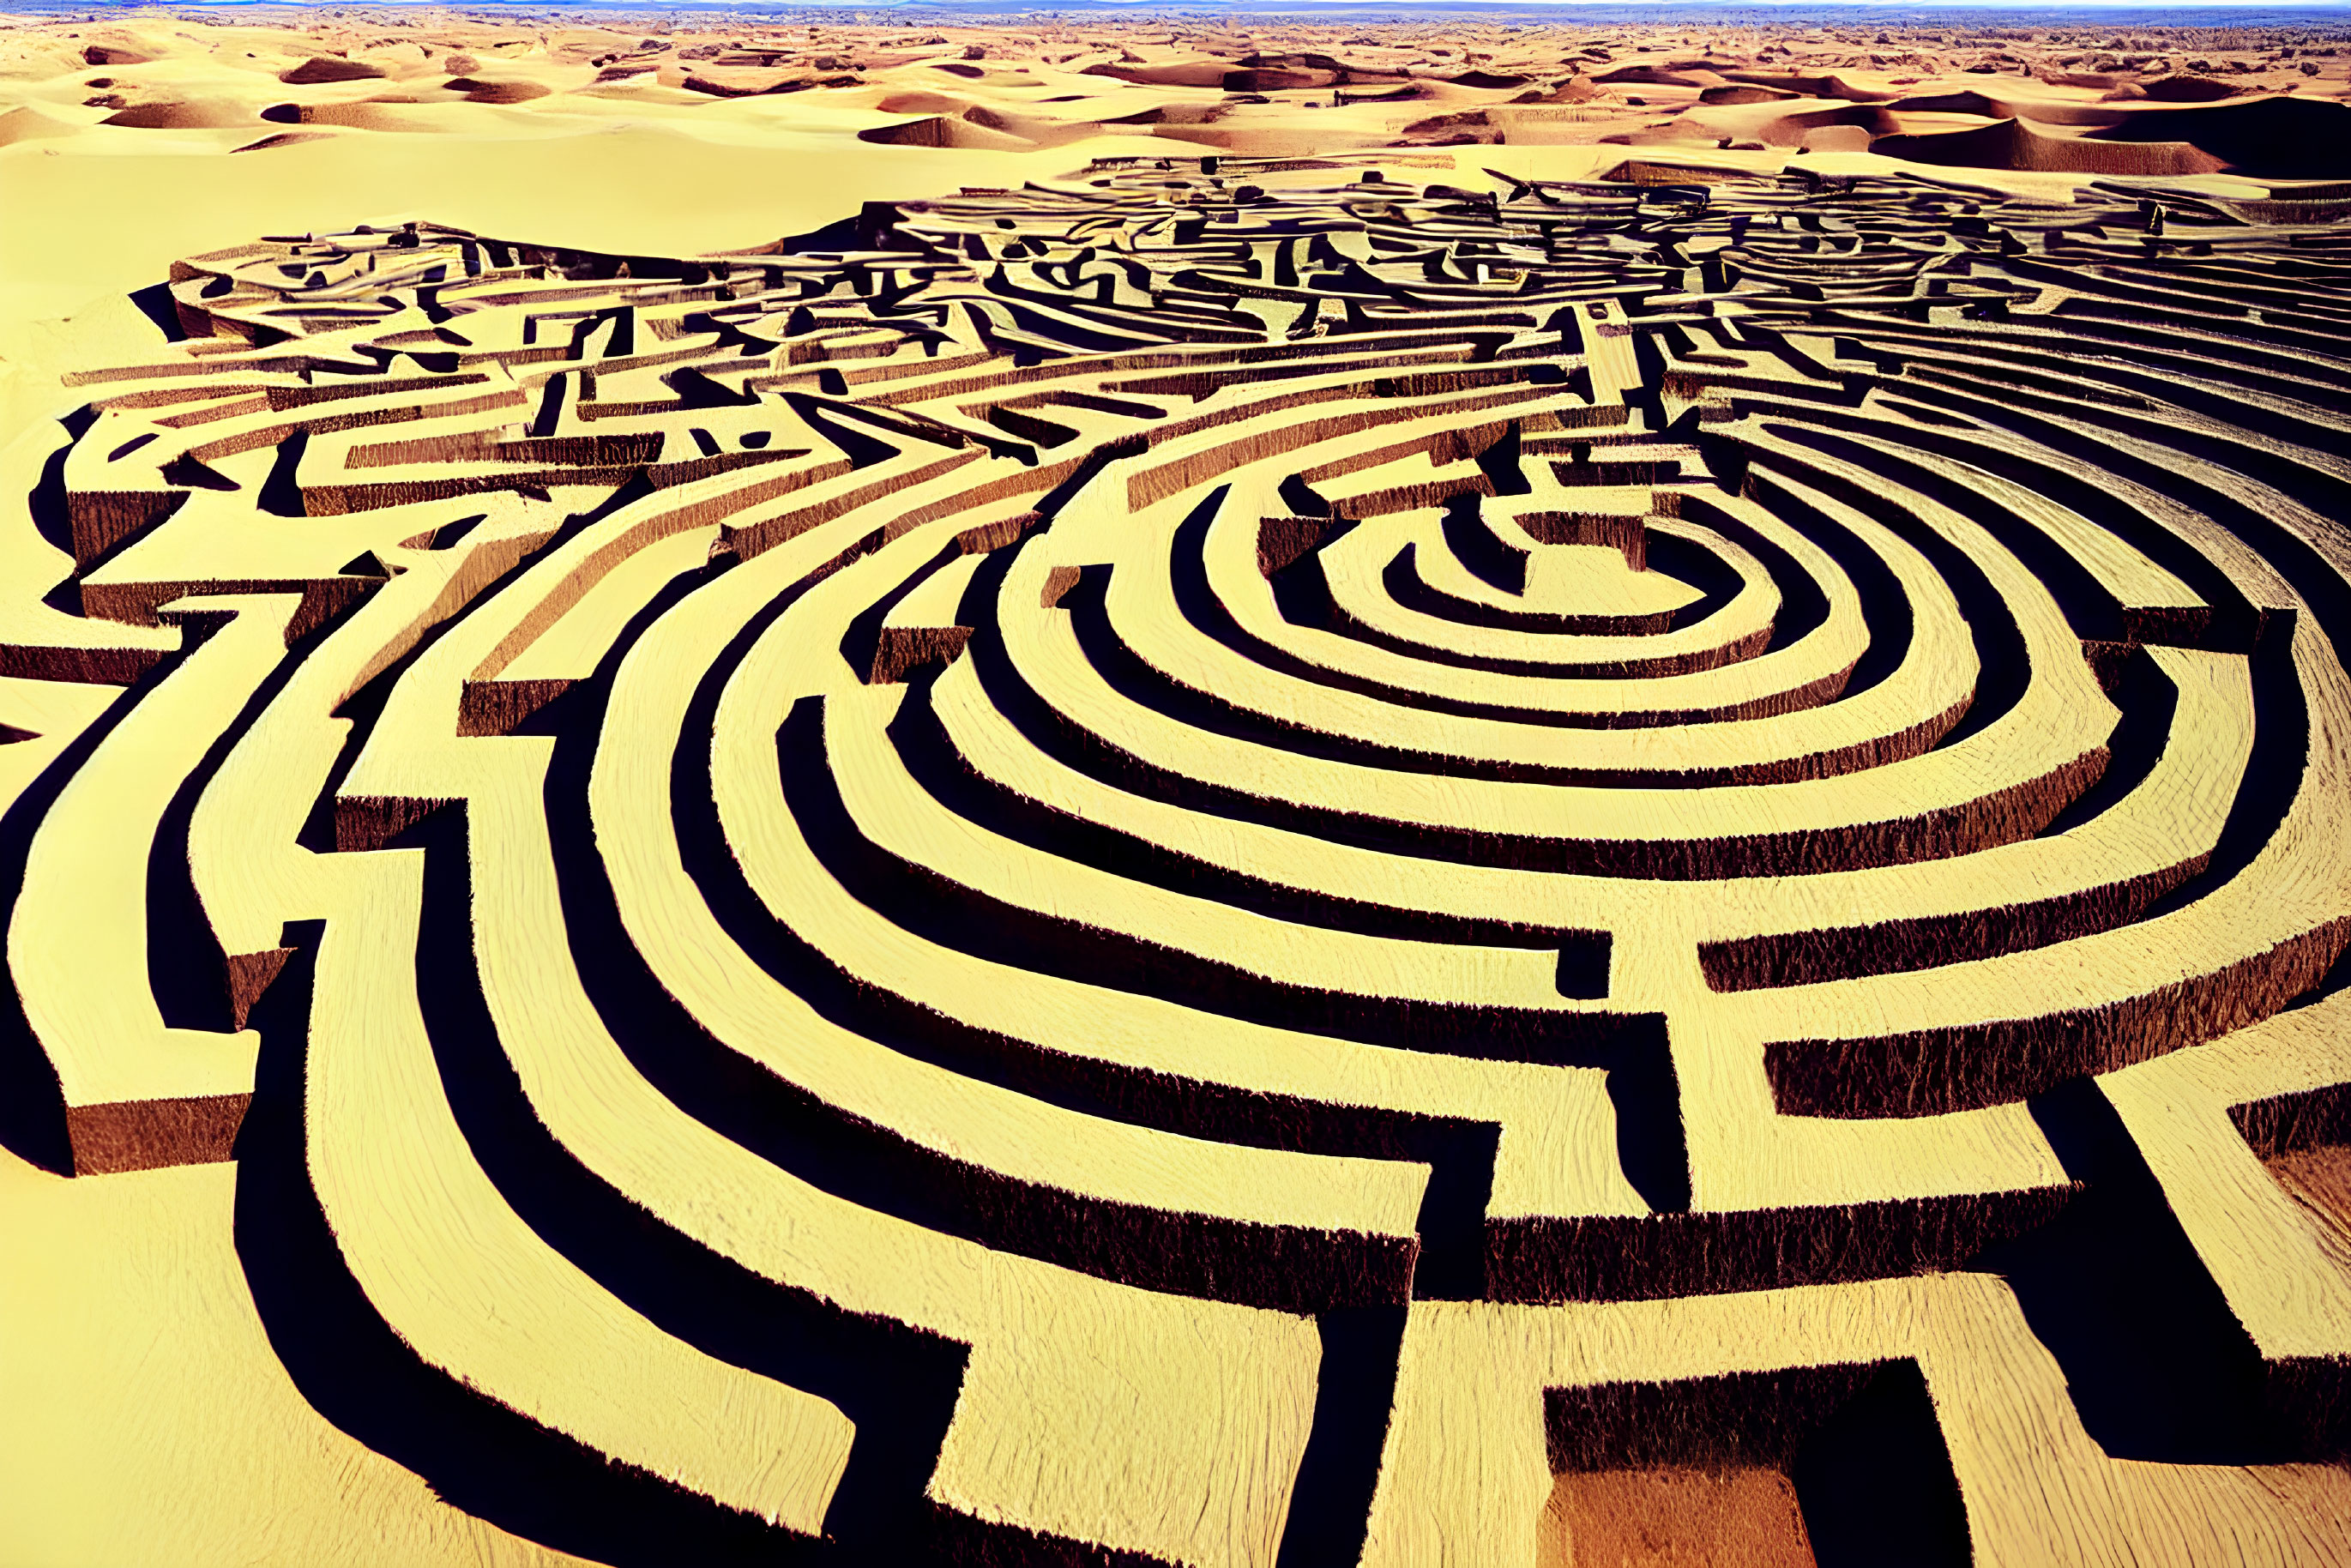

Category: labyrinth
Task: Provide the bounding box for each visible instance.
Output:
[7,155,2351,1565]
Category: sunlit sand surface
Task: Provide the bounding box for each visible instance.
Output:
[5,9,2351,1566]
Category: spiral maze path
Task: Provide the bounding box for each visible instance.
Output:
[7,155,2351,1565]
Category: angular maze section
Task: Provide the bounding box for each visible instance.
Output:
[6,155,2351,1565]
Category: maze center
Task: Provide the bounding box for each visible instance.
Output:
[7,154,2351,1565]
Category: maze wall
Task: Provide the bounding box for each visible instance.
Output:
[6,156,2351,1565]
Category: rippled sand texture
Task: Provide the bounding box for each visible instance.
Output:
[6,11,2351,1568]
[8,10,2351,170]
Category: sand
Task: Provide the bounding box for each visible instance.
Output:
[6,7,2351,1565]
[4,9,2345,447]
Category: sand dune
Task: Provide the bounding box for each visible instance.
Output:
[4,9,2346,180]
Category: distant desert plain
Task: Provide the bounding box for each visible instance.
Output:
[6,6,2351,1568]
